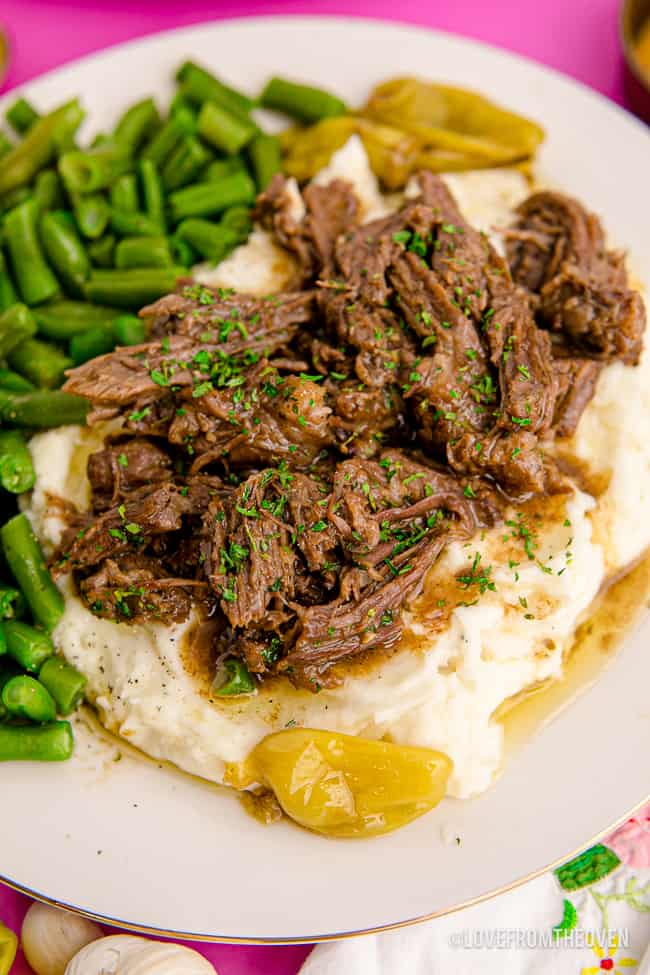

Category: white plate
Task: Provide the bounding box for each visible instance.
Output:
[1,16,649,944]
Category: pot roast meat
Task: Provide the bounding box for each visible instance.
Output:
[56,171,646,689]
[505,190,646,365]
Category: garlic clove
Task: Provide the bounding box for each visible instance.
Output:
[21,903,103,975]
[65,934,218,974]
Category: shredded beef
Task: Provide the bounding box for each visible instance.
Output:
[58,172,645,689]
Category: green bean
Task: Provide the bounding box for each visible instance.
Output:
[0,721,73,761]
[110,209,161,238]
[2,675,57,722]
[87,234,116,268]
[5,97,40,135]
[203,157,248,182]
[169,93,196,119]
[85,268,179,307]
[71,192,111,239]
[176,218,238,262]
[69,324,115,365]
[0,99,84,196]
[0,515,64,631]
[176,61,255,118]
[0,185,32,216]
[8,337,71,389]
[0,389,89,427]
[33,168,64,212]
[260,77,347,123]
[221,205,252,241]
[139,159,166,231]
[213,658,255,696]
[115,235,172,270]
[113,97,160,154]
[38,657,87,715]
[0,368,35,393]
[0,250,17,311]
[4,621,55,672]
[248,132,281,190]
[162,135,212,191]
[112,314,145,346]
[0,303,37,358]
[0,430,36,493]
[90,132,110,149]
[169,170,255,222]
[141,114,194,167]
[0,132,12,160]
[169,235,197,268]
[39,210,91,296]
[4,199,60,305]
[59,142,131,194]
[110,172,139,213]
[197,101,257,156]
[33,299,121,339]
[0,586,25,620]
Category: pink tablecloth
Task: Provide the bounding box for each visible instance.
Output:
[0,1,632,972]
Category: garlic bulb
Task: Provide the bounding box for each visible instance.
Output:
[21,902,103,975]
[65,934,218,974]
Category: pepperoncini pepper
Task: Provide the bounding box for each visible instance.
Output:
[225,728,452,838]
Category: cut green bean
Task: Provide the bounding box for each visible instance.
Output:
[221,205,252,241]
[248,132,281,190]
[0,99,84,195]
[169,93,196,119]
[87,234,116,268]
[0,514,64,631]
[176,218,239,263]
[5,97,40,135]
[139,159,166,231]
[4,621,55,672]
[39,657,87,715]
[176,61,255,117]
[213,658,256,696]
[169,170,255,222]
[112,314,146,346]
[0,389,89,427]
[33,299,121,338]
[69,324,115,365]
[85,268,179,307]
[113,97,160,154]
[115,235,172,269]
[0,303,37,358]
[110,209,161,238]
[162,135,212,191]
[60,142,131,194]
[71,192,111,239]
[0,587,25,620]
[110,172,139,213]
[197,101,257,156]
[0,430,36,493]
[169,235,197,268]
[2,675,57,722]
[203,157,248,182]
[0,721,73,761]
[141,114,194,167]
[4,199,60,305]
[0,251,17,311]
[33,168,64,212]
[0,368,35,393]
[39,209,91,296]
[260,76,347,123]
[8,337,72,389]
[0,185,31,216]
[0,132,12,160]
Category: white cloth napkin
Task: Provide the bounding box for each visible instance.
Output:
[300,807,650,975]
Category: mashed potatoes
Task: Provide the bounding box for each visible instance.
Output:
[26,140,650,799]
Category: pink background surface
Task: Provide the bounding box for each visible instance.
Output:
[0,1,636,972]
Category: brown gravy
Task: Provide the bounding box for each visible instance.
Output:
[497,548,650,751]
